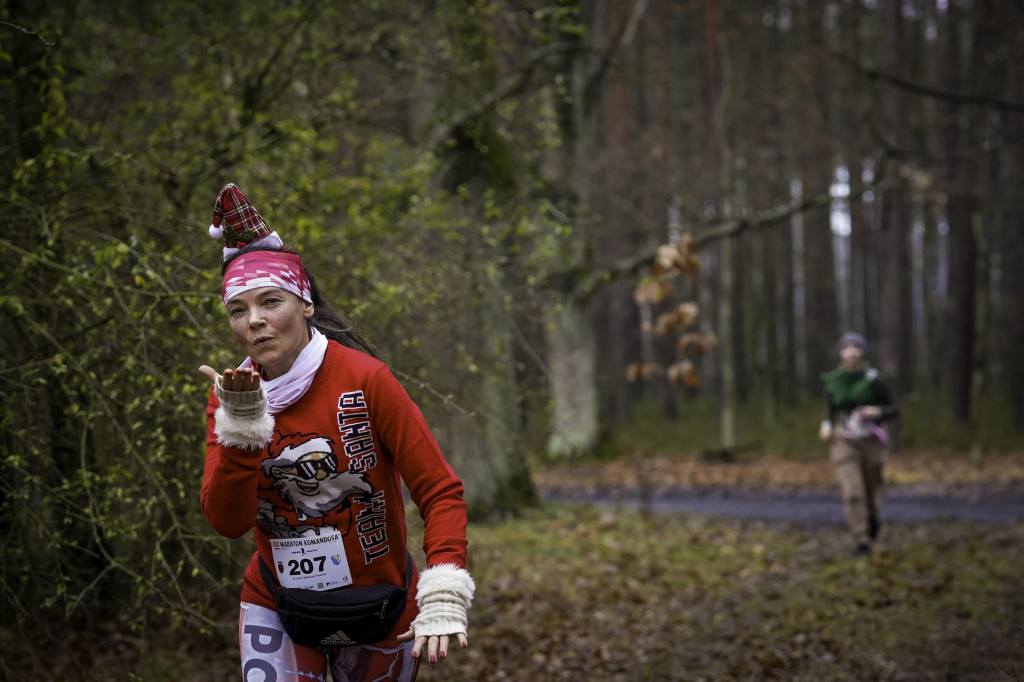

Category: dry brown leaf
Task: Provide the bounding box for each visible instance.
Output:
[655,243,680,271]
[667,360,695,385]
[625,363,641,383]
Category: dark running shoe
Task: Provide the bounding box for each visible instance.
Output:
[869,516,880,540]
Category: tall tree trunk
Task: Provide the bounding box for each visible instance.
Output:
[922,201,945,390]
[735,231,753,404]
[545,300,600,457]
[762,228,780,420]
[878,0,912,402]
[590,0,649,428]
[709,0,737,447]
[433,10,536,511]
[839,0,867,341]
[1008,11,1024,429]
[541,2,606,455]
[849,162,869,338]
[442,281,535,515]
[773,222,798,407]
[946,207,977,423]
[774,0,799,407]
[719,235,738,448]
[910,191,930,388]
[654,0,679,420]
[945,0,977,423]
[1009,172,1024,428]
[798,1,839,390]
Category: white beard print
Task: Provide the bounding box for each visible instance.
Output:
[274,469,373,522]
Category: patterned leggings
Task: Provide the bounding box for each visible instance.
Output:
[239,602,419,682]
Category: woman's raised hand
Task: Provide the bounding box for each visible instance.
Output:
[396,629,468,665]
[198,365,261,392]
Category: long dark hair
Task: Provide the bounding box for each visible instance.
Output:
[223,245,385,362]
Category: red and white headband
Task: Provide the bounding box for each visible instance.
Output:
[221,251,312,306]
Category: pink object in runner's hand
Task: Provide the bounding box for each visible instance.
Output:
[869,422,889,445]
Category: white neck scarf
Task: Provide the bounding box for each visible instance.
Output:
[239,328,328,414]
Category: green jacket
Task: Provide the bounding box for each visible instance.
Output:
[822,365,899,426]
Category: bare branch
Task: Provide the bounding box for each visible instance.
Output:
[391,368,475,418]
[568,174,894,302]
[831,48,1024,115]
[424,42,576,151]
[0,20,55,47]
[426,0,652,150]
[582,0,651,113]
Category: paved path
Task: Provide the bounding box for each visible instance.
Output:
[536,484,1024,526]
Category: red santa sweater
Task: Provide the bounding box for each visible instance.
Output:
[201,340,468,642]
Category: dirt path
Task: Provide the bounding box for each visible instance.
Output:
[532,451,1024,527]
[536,483,1024,526]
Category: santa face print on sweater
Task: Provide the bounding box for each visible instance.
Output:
[259,431,373,532]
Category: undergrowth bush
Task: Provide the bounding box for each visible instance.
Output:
[609,390,1024,460]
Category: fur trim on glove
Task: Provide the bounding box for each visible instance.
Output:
[409,564,475,638]
[212,382,274,448]
[213,405,274,448]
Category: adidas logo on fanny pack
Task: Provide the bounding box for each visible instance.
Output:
[320,630,357,646]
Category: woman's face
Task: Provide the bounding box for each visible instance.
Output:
[840,342,864,368]
[226,286,314,380]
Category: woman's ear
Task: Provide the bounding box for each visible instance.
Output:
[303,301,315,319]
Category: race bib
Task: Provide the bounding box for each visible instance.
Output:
[269,528,352,591]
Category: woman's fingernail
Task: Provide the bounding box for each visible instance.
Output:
[430,656,436,663]
[461,641,468,648]
[440,651,446,659]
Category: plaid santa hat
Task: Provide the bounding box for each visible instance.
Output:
[208,183,311,305]
[208,183,284,259]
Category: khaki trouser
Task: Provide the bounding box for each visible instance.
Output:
[830,436,887,545]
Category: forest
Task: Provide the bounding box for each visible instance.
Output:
[2,0,1023,680]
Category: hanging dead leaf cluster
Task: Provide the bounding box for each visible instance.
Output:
[629,233,715,386]
[676,330,717,356]
[651,233,700,280]
[626,362,665,382]
[633,277,673,306]
[655,303,700,335]
[666,360,699,386]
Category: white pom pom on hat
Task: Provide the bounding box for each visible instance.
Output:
[208,224,223,239]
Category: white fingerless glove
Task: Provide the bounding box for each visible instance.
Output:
[409,564,475,638]
[212,381,274,449]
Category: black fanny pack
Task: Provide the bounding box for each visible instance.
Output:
[258,551,412,649]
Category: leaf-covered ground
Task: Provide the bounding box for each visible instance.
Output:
[418,505,1023,682]
[413,451,1024,681]
[16,451,1024,681]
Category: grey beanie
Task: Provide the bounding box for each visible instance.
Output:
[837,331,869,354]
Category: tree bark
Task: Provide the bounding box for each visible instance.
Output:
[542,7,604,455]
[877,0,912,403]
[440,282,536,515]
[798,1,839,389]
[945,0,977,423]
[431,9,537,511]
[1008,10,1024,429]
[709,0,737,448]
[545,301,600,456]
